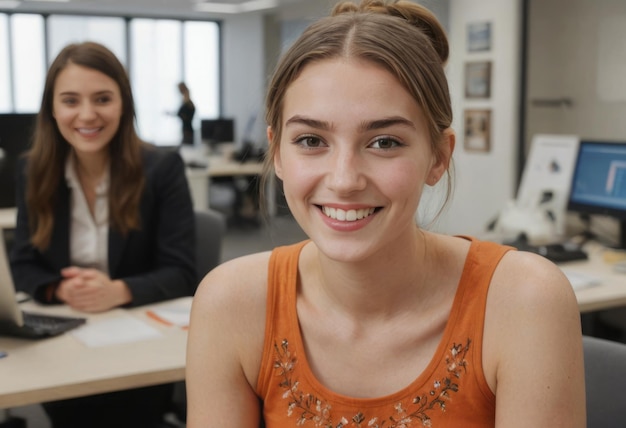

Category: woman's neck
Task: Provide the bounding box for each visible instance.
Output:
[73,150,109,185]
[308,227,436,319]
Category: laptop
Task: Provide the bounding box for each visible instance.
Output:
[0,239,86,339]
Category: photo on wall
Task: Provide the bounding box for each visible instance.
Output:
[464,109,491,152]
[464,61,492,99]
[467,21,492,52]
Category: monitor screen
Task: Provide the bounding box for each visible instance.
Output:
[567,140,626,248]
[0,114,37,209]
[200,118,235,145]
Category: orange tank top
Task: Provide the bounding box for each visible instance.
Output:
[257,238,512,428]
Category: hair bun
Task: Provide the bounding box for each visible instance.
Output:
[332,0,448,64]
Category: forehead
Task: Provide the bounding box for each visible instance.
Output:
[283,57,420,121]
[54,63,120,94]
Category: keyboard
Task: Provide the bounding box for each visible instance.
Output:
[23,312,86,335]
[506,240,589,263]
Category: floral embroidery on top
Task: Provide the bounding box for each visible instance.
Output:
[272,338,471,427]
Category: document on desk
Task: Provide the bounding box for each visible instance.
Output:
[72,315,162,348]
[146,299,192,328]
[560,269,602,291]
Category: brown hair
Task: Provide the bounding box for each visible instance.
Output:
[261,0,453,215]
[26,41,145,249]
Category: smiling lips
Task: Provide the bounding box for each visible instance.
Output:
[321,206,376,222]
[77,127,102,136]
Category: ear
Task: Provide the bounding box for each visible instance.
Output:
[268,126,284,180]
[427,128,455,185]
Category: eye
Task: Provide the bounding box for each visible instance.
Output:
[369,136,403,150]
[293,135,326,149]
[96,95,112,104]
[60,97,78,106]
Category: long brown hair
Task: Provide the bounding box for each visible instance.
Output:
[27,41,145,249]
[261,0,453,215]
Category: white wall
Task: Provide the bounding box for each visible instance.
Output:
[434,0,522,235]
[221,0,335,149]
[526,0,626,143]
[221,13,267,147]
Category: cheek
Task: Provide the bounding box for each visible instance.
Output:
[380,159,425,194]
[280,160,316,199]
[52,104,77,128]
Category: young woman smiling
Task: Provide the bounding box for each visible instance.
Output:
[10,41,196,428]
[186,1,586,427]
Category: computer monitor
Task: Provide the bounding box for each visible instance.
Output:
[567,140,626,249]
[0,114,37,208]
[200,118,235,151]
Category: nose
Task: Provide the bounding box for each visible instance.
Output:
[326,148,367,195]
[78,101,98,121]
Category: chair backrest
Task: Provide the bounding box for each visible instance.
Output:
[583,335,626,428]
[194,209,226,285]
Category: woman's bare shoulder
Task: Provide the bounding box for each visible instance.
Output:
[193,251,272,316]
[493,249,576,303]
[486,248,581,355]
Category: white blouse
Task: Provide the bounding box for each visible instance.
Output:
[64,155,110,274]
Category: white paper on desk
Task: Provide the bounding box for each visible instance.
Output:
[561,269,602,291]
[72,315,162,348]
[148,299,192,327]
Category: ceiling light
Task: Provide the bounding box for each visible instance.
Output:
[240,0,278,12]
[195,2,239,13]
[195,0,279,14]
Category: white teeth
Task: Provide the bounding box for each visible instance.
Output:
[322,206,375,222]
[78,128,100,134]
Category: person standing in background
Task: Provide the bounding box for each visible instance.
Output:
[177,82,196,144]
[10,41,196,428]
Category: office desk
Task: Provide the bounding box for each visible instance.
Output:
[558,242,626,313]
[0,297,190,409]
[186,155,273,215]
[0,209,16,230]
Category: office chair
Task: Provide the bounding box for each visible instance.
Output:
[583,335,626,428]
[166,209,226,426]
[193,208,226,284]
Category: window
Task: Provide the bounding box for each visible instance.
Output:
[130,19,182,145]
[184,21,220,132]
[10,14,45,113]
[47,15,127,66]
[0,14,11,111]
[1,13,221,143]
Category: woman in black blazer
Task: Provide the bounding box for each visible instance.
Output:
[9,41,195,428]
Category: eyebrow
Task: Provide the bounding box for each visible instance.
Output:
[57,90,115,96]
[361,117,416,131]
[284,115,416,132]
[285,115,330,130]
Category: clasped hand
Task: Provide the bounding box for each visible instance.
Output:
[55,267,132,313]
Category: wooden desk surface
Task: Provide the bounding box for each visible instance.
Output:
[559,242,626,313]
[0,297,190,409]
[186,154,265,178]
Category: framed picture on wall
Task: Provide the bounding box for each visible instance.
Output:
[467,21,492,52]
[464,61,492,99]
[464,109,491,152]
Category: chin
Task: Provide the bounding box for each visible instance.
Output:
[313,236,377,264]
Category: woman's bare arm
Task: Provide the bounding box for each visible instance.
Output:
[186,253,269,427]
[485,251,586,427]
